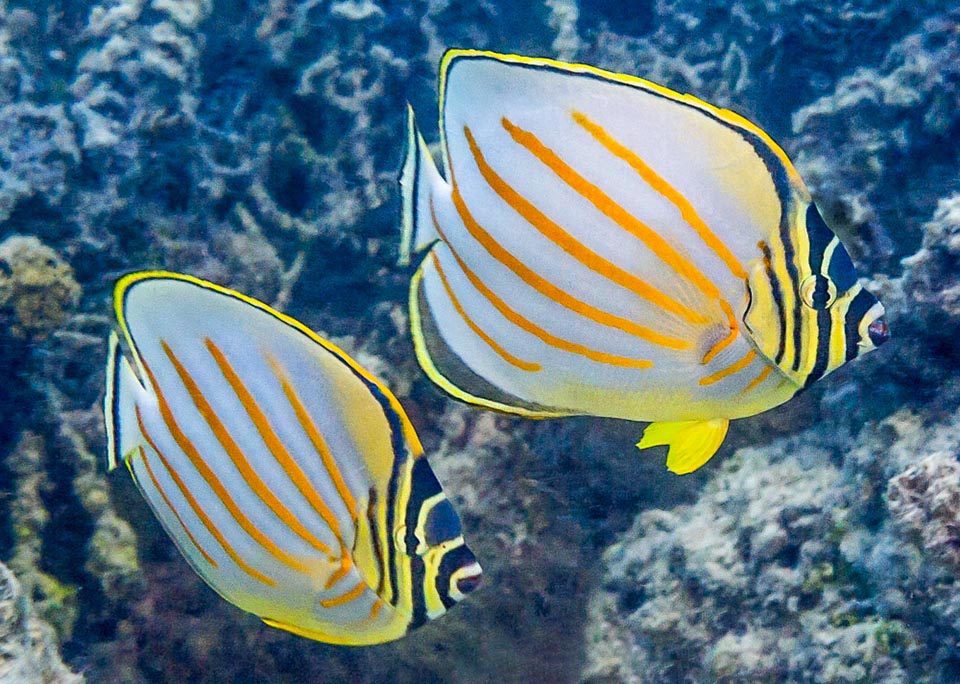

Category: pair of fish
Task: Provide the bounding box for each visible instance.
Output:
[104,50,887,645]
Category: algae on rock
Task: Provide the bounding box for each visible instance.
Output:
[0,235,80,340]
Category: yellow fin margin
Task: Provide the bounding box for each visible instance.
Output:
[438,49,807,195]
[637,419,729,475]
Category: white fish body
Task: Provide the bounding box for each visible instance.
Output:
[401,50,888,474]
[105,272,482,645]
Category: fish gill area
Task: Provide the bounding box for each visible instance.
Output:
[0,1,958,683]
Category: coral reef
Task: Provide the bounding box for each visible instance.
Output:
[0,560,83,684]
[0,102,79,225]
[6,431,79,638]
[901,194,960,329]
[0,235,80,340]
[0,0,957,683]
[791,11,960,271]
[581,410,960,684]
[887,451,960,575]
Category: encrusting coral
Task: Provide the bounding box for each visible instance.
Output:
[0,235,80,340]
[0,560,83,684]
[887,451,960,575]
[581,411,960,684]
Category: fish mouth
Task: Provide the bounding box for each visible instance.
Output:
[867,317,889,347]
[454,562,483,596]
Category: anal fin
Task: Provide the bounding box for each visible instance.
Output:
[637,419,729,475]
[409,266,566,419]
[262,617,345,644]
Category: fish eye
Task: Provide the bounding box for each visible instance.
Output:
[799,274,837,310]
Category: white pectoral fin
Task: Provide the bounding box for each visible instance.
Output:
[104,331,151,471]
[637,419,730,475]
[399,104,450,266]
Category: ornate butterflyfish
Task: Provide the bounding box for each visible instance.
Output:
[399,49,889,475]
[104,271,482,645]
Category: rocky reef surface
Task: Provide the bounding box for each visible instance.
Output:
[0,0,957,683]
[0,559,82,684]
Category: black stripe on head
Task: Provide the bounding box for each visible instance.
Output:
[827,245,859,292]
[803,308,832,390]
[409,555,428,629]
[805,204,834,274]
[760,241,788,365]
[844,289,878,362]
[814,221,860,294]
[423,499,463,546]
[435,544,478,610]
[404,458,445,553]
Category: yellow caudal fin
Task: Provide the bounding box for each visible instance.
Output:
[637,419,729,475]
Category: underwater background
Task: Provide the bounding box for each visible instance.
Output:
[0,0,958,682]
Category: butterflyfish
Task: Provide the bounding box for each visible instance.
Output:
[399,50,889,475]
[103,271,482,645]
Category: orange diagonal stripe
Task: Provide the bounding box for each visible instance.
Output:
[136,445,218,568]
[701,301,740,365]
[319,579,367,608]
[203,339,349,559]
[324,555,354,591]
[699,349,757,386]
[157,342,322,573]
[740,364,774,395]
[431,199,654,369]
[264,353,360,537]
[572,111,747,281]
[136,406,276,586]
[463,124,706,326]
[448,174,690,351]
[499,118,731,308]
[431,252,542,371]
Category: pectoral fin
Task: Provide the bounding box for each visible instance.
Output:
[637,419,730,475]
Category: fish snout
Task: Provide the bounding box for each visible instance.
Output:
[867,317,889,347]
[456,569,483,595]
[856,300,888,355]
[450,559,483,602]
